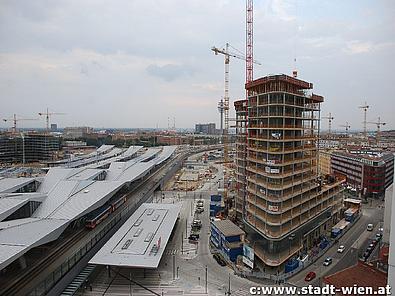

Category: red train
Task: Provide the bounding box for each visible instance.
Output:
[85,195,127,229]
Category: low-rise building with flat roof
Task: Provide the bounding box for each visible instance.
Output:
[211,219,245,262]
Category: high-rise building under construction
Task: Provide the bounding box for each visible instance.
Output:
[234,74,344,269]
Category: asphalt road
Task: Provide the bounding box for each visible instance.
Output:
[288,202,384,287]
[158,157,386,294]
[158,162,265,295]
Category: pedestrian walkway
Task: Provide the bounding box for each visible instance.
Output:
[81,266,208,296]
[164,249,179,255]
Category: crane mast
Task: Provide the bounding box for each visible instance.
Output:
[38,108,65,132]
[3,114,37,133]
[322,112,334,137]
[223,43,230,168]
[246,0,253,84]
[368,117,386,144]
[359,102,369,139]
[244,0,254,221]
[339,122,351,137]
[211,0,255,218]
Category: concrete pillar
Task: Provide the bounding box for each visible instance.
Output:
[383,184,393,244]
[387,173,395,289]
[18,255,27,269]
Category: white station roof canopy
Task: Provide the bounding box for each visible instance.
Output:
[0,145,176,271]
[0,177,37,193]
[90,202,181,269]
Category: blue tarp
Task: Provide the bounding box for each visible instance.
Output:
[285,258,299,273]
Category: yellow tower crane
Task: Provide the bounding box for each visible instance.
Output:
[339,122,351,137]
[38,108,66,132]
[211,43,260,216]
[368,117,386,144]
[322,112,334,138]
[3,114,38,133]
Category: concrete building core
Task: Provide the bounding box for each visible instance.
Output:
[235,74,344,269]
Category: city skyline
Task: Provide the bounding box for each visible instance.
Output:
[0,0,394,129]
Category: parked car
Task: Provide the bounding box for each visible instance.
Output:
[197,200,204,207]
[337,245,345,253]
[304,271,316,282]
[193,219,202,227]
[363,251,370,259]
[376,233,383,240]
[367,224,374,231]
[366,246,373,253]
[213,253,227,266]
[323,257,333,266]
[188,234,199,242]
[195,207,204,213]
[371,239,378,246]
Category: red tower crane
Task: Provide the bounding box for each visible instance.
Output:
[246,0,254,84]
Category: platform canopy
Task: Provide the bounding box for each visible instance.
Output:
[89,202,181,269]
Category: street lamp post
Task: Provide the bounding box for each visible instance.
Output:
[205,265,208,294]
[172,254,176,280]
[181,233,184,254]
[226,273,231,295]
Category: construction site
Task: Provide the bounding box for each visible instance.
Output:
[0,0,393,294]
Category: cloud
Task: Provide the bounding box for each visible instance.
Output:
[146,64,195,82]
[0,0,394,129]
[344,40,395,55]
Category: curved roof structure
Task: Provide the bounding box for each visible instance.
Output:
[0,145,176,271]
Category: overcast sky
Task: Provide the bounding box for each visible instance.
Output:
[0,0,394,130]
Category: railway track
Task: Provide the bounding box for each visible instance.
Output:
[0,228,87,296]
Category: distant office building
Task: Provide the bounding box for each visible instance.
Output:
[50,124,57,131]
[318,139,340,149]
[195,123,216,135]
[331,150,394,197]
[63,140,87,147]
[0,133,61,163]
[64,126,93,139]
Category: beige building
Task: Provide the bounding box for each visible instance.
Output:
[319,150,333,175]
